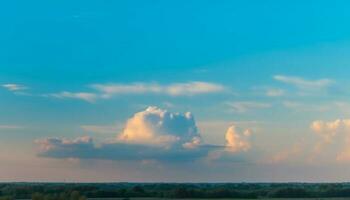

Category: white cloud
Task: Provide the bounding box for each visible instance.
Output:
[117,106,201,147]
[92,83,162,97]
[165,82,224,96]
[50,91,98,103]
[48,81,225,103]
[36,107,256,162]
[36,107,207,160]
[92,81,225,97]
[2,84,27,92]
[35,107,217,162]
[225,125,252,153]
[227,101,271,113]
[274,75,333,90]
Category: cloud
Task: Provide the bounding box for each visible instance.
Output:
[0,125,23,130]
[310,119,350,162]
[36,136,95,159]
[36,107,254,162]
[49,91,98,103]
[251,86,285,97]
[48,81,225,103]
[92,81,225,97]
[36,136,214,162]
[283,101,331,112]
[265,88,285,97]
[36,107,219,161]
[117,106,201,147]
[227,101,271,113]
[273,75,333,90]
[2,84,27,92]
[225,125,252,153]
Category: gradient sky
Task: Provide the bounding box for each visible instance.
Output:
[2,0,350,182]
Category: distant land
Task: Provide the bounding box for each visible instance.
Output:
[2,183,350,200]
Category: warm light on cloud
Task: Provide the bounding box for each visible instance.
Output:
[117,106,201,147]
[35,107,218,162]
[311,119,341,142]
[310,119,350,162]
[35,107,256,162]
[225,125,252,153]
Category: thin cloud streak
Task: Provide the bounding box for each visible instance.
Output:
[273,75,333,90]
[92,81,225,97]
[49,81,225,102]
[0,125,23,129]
[227,101,271,113]
[2,84,27,92]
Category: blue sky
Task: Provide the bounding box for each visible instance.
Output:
[2,0,350,182]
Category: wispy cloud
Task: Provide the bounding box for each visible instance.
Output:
[227,101,271,113]
[251,86,285,97]
[49,81,225,103]
[282,101,330,112]
[2,84,27,92]
[92,81,225,97]
[0,125,23,130]
[49,92,98,103]
[273,75,333,90]
[265,88,285,97]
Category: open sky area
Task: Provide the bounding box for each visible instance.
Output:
[2,0,350,182]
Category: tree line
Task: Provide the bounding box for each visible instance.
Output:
[1,183,350,199]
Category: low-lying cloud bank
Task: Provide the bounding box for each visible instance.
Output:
[36,136,216,161]
[36,107,251,162]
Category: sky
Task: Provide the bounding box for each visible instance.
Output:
[2,0,350,182]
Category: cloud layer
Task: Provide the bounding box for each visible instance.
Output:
[36,107,246,162]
